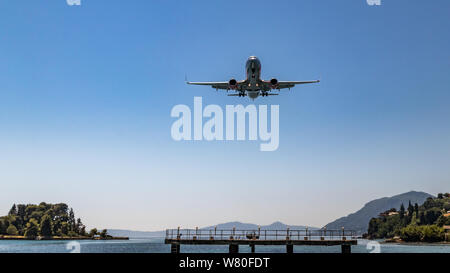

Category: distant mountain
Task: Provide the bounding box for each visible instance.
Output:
[107,229,165,238]
[202,221,317,231]
[107,221,317,238]
[324,191,434,235]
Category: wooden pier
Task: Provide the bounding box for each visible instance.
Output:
[165,227,357,253]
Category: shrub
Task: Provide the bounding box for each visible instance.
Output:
[24,219,39,238]
[421,225,444,242]
[400,225,421,242]
[400,224,444,242]
[6,225,18,235]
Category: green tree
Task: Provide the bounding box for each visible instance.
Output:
[421,225,444,242]
[100,229,108,239]
[424,208,442,225]
[8,204,17,216]
[400,225,421,242]
[367,218,379,238]
[1,202,98,239]
[76,218,83,234]
[444,202,450,211]
[17,205,26,220]
[3,219,10,230]
[436,215,450,226]
[29,211,43,223]
[0,220,5,234]
[80,225,86,236]
[410,212,419,225]
[399,203,405,219]
[89,228,98,237]
[419,212,426,225]
[15,204,26,234]
[6,224,18,235]
[407,201,414,217]
[24,219,39,239]
[68,208,75,232]
[61,222,69,236]
[39,214,53,237]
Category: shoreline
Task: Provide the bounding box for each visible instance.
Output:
[381,240,449,246]
[0,235,129,241]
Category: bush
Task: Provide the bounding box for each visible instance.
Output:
[436,215,450,227]
[89,228,98,237]
[24,219,39,238]
[39,214,53,237]
[400,224,444,242]
[6,225,18,235]
[100,229,108,239]
[421,225,444,242]
[400,225,421,242]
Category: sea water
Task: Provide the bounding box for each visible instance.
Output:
[0,238,449,253]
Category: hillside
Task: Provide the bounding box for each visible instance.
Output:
[324,191,433,234]
[368,193,450,242]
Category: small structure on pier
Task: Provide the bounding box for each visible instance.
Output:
[165,227,357,253]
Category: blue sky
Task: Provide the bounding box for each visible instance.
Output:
[0,0,449,230]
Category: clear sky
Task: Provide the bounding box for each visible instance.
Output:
[0,0,449,231]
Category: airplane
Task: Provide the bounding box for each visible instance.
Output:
[187,56,320,99]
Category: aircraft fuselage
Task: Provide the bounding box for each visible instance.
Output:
[245,56,263,99]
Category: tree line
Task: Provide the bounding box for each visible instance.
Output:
[0,202,109,239]
[367,193,450,242]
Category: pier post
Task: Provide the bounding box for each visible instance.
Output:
[286,244,293,254]
[341,244,351,254]
[171,243,180,254]
[229,244,239,253]
[250,244,255,253]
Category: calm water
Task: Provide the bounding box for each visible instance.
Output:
[0,238,449,253]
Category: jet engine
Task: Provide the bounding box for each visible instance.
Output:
[229,78,238,89]
[270,78,279,89]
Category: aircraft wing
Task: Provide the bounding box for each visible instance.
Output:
[187,81,244,90]
[262,80,320,90]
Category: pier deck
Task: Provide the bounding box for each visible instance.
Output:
[165,228,357,253]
